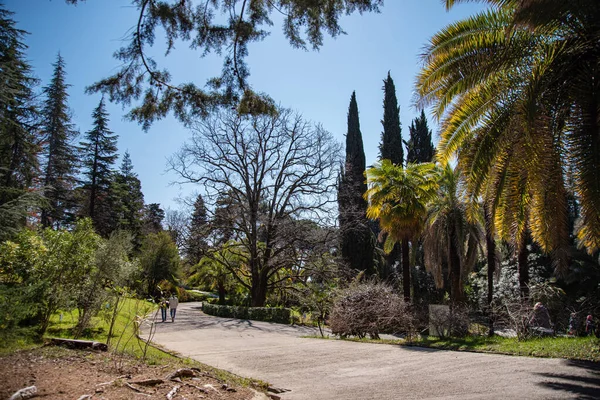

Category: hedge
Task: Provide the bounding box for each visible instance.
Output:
[203,303,291,324]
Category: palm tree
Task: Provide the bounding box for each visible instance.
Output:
[365,160,438,302]
[422,164,484,304]
[416,1,600,275]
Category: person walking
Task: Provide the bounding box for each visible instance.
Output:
[169,294,179,322]
[159,297,168,322]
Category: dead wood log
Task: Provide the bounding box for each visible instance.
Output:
[166,368,195,380]
[46,337,108,351]
[129,379,164,386]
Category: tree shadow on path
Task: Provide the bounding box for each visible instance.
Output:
[536,360,600,399]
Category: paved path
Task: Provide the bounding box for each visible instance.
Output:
[147,302,600,399]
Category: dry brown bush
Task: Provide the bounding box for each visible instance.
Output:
[329,282,416,339]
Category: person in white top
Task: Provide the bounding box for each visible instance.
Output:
[168,294,179,322]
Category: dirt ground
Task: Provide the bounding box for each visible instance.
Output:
[0,346,263,400]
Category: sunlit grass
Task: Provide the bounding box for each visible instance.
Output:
[45,297,173,364]
[308,333,600,362]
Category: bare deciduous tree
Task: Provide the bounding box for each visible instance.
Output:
[169,108,341,306]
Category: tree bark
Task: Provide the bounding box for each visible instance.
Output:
[449,234,462,304]
[518,234,529,299]
[485,205,496,306]
[401,238,410,303]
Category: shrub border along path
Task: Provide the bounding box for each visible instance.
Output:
[146,302,600,400]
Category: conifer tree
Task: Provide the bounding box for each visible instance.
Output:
[110,151,145,247]
[377,72,405,280]
[186,194,209,266]
[40,54,79,229]
[0,7,42,239]
[79,98,118,236]
[338,91,375,275]
[379,72,404,165]
[143,203,165,235]
[406,110,435,164]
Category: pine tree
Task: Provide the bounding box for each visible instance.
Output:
[338,91,375,275]
[379,72,404,165]
[40,54,79,229]
[0,6,42,239]
[406,110,435,164]
[110,151,145,248]
[186,194,209,266]
[79,98,118,236]
[143,203,164,235]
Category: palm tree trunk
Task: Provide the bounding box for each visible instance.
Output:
[518,233,529,299]
[402,238,410,303]
[485,207,496,336]
[449,234,462,304]
[484,205,495,306]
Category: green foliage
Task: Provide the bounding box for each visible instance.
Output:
[185,194,208,266]
[65,0,382,129]
[40,54,79,229]
[0,229,48,330]
[406,110,434,164]
[379,72,404,165]
[338,91,375,274]
[409,335,600,362]
[139,231,180,297]
[78,98,119,236]
[417,1,600,264]
[0,6,42,240]
[295,281,337,336]
[203,303,291,325]
[189,246,240,305]
[109,151,145,250]
[180,290,211,303]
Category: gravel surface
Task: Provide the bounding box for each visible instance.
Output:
[146,302,600,400]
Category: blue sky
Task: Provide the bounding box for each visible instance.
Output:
[5,0,483,212]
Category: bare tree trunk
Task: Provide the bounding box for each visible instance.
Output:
[401,238,410,303]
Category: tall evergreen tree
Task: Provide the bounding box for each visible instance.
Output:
[379,72,404,165]
[40,54,79,229]
[186,194,209,266]
[110,151,145,248]
[143,203,165,235]
[338,91,375,275]
[406,110,434,164]
[378,72,405,280]
[0,7,42,239]
[79,98,118,236]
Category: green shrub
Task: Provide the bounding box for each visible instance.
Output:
[203,304,291,324]
[181,290,210,302]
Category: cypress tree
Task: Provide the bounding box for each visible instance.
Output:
[40,54,79,229]
[338,91,375,274]
[377,72,405,280]
[406,110,434,163]
[79,98,118,236]
[379,71,404,165]
[0,7,42,239]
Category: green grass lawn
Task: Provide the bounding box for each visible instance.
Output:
[316,334,600,362]
[1,297,266,388]
[45,297,172,365]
